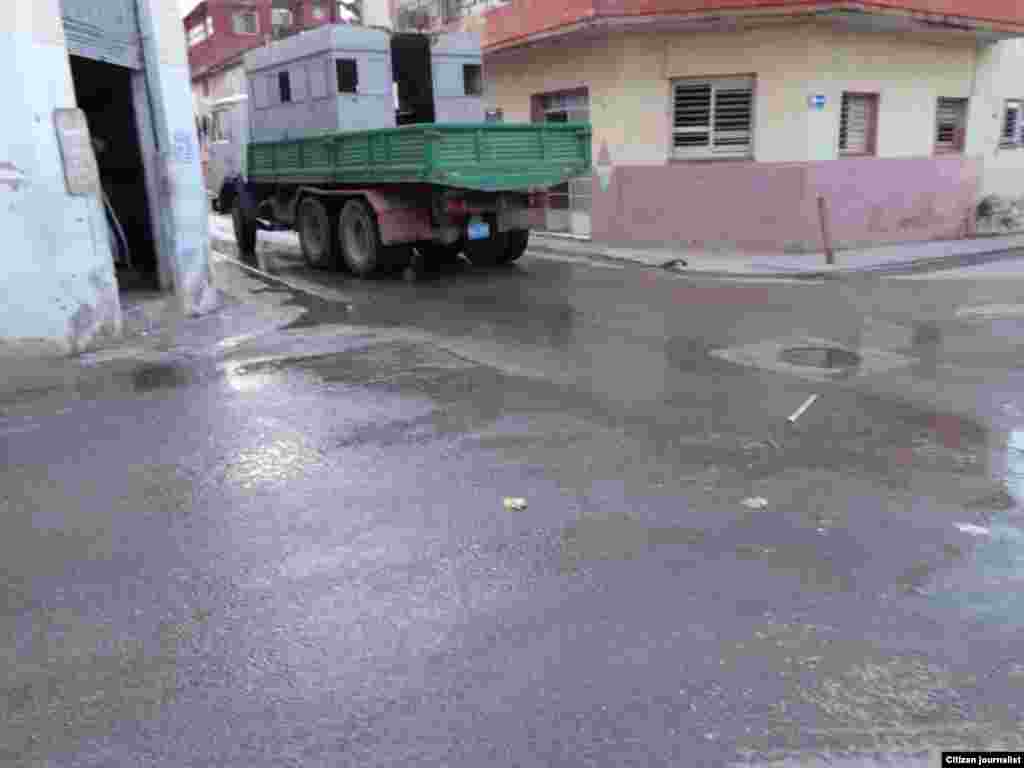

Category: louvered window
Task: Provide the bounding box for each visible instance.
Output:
[935,98,967,153]
[671,77,754,159]
[1001,100,1023,148]
[839,92,877,155]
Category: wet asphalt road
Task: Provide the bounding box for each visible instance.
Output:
[3,236,1024,767]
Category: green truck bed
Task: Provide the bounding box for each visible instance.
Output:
[246,122,592,192]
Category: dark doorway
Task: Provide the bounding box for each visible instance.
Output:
[390,34,435,126]
[68,55,159,291]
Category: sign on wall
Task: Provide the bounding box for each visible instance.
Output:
[808,94,827,111]
[53,108,101,197]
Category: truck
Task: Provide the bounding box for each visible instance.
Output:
[214,24,591,276]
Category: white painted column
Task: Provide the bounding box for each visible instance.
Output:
[136,0,219,317]
[0,1,121,355]
[967,39,1024,200]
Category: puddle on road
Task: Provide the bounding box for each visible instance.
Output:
[225,341,473,390]
[778,346,862,373]
[908,429,1024,626]
[130,362,193,393]
[560,512,706,572]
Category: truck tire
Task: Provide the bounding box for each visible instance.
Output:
[465,227,527,266]
[417,240,463,266]
[232,196,257,264]
[500,229,529,264]
[339,199,382,277]
[297,197,335,270]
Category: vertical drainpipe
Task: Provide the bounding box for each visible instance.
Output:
[965,36,987,236]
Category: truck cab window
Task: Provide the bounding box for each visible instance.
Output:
[463,64,482,97]
[337,59,358,94]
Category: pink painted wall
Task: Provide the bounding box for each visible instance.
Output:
[591,155,981,252]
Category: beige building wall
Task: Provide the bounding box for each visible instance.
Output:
[969,38,1024,198]
[801,24,975,160]
[487,22,978,167]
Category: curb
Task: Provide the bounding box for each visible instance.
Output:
[213,224,1024,280]
[527,240,1024,280]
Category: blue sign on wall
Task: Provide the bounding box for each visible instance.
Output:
[809,94,827,110]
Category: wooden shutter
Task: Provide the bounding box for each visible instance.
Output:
[672,78,753,157]
[712,80,753,153]
[935,98,966,152]
[839,93,876,155]
[673,82,712,153]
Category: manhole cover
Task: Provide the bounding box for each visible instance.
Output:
[778,346,861,371]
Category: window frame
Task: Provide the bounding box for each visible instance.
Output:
[463,64,482,97]
[934,97,968,155]
[271,8,294,31]
[669,75,756,161]
[838,91,879,157]
[278,71,292,104]
[187,22,207,47]
[232,10,260,35]
[1001,99,1023,149]
[336,58,359,94]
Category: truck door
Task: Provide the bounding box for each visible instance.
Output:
[429,31,485,124]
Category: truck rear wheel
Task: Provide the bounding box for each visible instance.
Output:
[465,228,528,266]
[417,240,463,266]
[339,199,382,277]
[232,197,257,264]
[297,197,335,270]
[501,229,529,264]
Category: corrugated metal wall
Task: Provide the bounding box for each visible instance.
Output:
[60,0,142,70]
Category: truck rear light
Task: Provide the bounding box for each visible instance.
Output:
[444,197,467,214]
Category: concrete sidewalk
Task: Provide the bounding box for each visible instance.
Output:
[528,231,1024,278]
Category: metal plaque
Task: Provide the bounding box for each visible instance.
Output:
[53,108,101,196]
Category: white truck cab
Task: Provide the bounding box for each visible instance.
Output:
[207,93,249,210]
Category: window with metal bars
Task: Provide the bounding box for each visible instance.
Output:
[233,11,259,34]
[838,92,877,156]
[935,97,967,153]
[671,77,754,159]
[1001,100,1023,148]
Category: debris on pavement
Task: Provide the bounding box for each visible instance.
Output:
[661,259,688,271]
[503,497,528,511]
[741,497,769,510]
[955,522,991,536]
[787,394,819,424]
[743,438,781,453]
